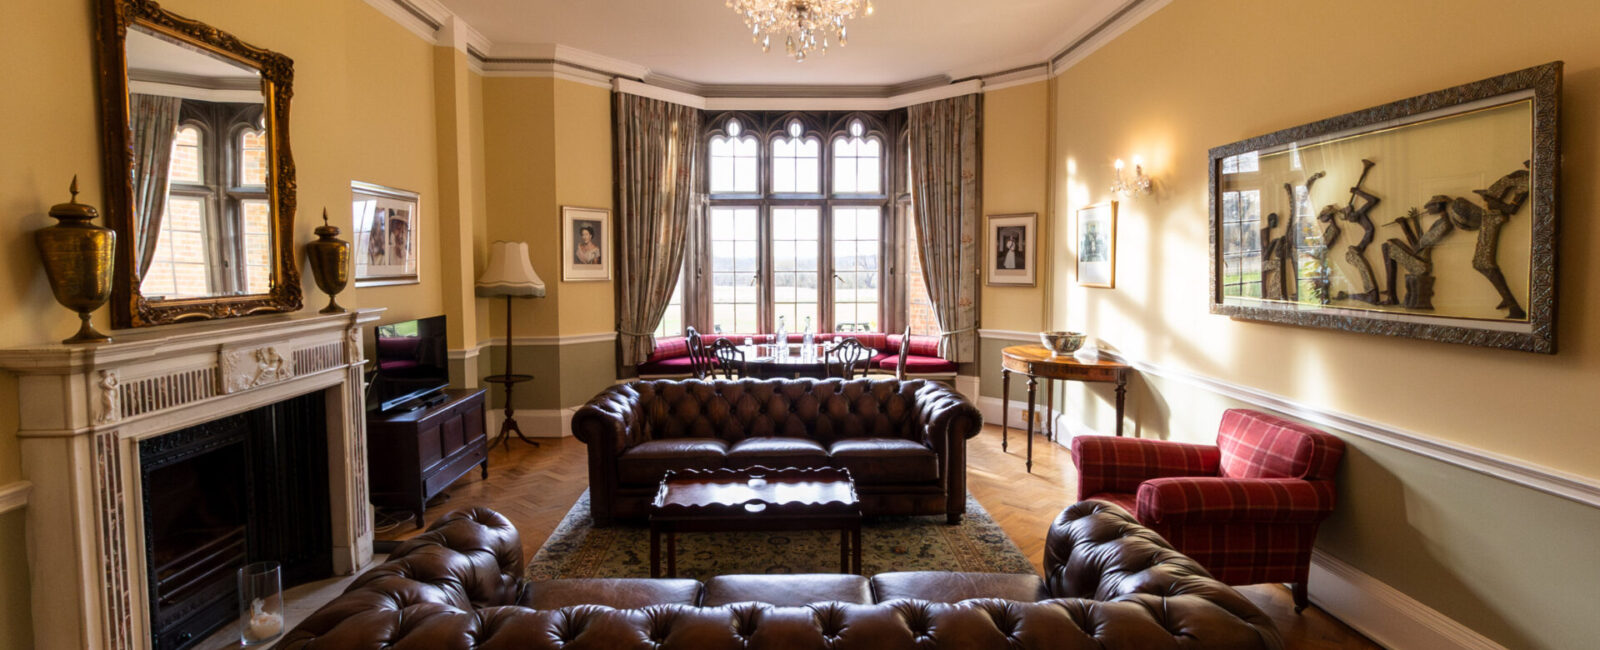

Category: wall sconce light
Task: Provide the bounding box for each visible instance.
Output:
[1111,157,1153,197]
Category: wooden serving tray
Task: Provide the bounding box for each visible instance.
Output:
[650,466,859,518]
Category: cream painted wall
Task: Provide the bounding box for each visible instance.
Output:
[482,76,560,338]
[980,82,1051,333]
[553,81,617,336]
[1048,1,1600,646]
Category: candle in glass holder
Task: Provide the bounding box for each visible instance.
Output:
[247,598,283,641]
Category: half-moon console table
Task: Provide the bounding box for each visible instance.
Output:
[1000,345,1132,472]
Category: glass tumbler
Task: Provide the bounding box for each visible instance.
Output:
[238,561,285,646]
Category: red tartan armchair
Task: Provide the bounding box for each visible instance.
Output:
[1070,409,1345,611]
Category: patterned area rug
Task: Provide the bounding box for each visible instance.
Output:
[527,491,1036,580]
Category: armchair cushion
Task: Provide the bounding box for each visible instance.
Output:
[871,571,1049,603]
[1071,435,1221,497]
[1217,409,1344,480]
[1135,477,1337,525]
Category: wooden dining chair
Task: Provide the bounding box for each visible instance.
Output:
[685,327,712,379]
[825,337,871,380]
[709,338,746,379]
[894,325,911,380]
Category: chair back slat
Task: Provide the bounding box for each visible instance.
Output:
[825,338,871,380]
[709,338,745,380]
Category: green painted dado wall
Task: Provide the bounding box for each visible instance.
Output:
[482,340,617,425]
[0,509,31,649]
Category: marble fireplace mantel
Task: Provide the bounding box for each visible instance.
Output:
[0,309,383,650]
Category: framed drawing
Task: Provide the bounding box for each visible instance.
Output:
[1076,202,1117,288]
[986,212,1037,286]
[562,206,612,281]
[351,181,420,287]
[1208,62,1561,354]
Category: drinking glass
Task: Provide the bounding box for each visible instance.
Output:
[238,561,284,646]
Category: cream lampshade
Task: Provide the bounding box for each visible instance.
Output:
[476,240,544,451]
[475,241,545,297]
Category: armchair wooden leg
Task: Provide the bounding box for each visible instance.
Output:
[1292,581,1310,613]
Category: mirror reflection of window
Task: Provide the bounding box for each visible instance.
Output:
[142,125,212,299]
[238,128,272,294]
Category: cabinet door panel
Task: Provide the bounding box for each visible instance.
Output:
[463,405,485,443]
[441,412,465,456]
[418,424,442,471]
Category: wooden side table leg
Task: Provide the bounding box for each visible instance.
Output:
[852,523,862,574]
[1116,374,1128,437]
[839,526,849,573]
[1045,377,1055,442]
[650,526,661,578]
[666,531,677,577]
[1001,368,1011,452]
[1025,375,1038,473]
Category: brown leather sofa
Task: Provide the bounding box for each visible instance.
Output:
[277,502,1283,648]
[572,378,982,525]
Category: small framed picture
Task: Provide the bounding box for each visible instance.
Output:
[562,206,612,282]
[1076,201,1117,288]
[986,212,1037,286]
[352,181,421,287]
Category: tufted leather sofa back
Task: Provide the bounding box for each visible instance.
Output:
[280,503,1283,649]
[622,378,938,446]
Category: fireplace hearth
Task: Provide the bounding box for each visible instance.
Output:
[140,391,331,649]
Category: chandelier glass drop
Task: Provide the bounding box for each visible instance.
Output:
[726,0,875,62]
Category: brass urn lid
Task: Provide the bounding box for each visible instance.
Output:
[313,208,340,238]
[48,176,99,222]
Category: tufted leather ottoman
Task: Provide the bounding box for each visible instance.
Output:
[278,503,1284,649]
[573,378,983,526]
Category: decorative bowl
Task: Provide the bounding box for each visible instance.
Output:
[1039,331,1086,355]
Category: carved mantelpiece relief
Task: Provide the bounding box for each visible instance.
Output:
[220,345,295,394]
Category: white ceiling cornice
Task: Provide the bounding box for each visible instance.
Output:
[364,0,1168,98]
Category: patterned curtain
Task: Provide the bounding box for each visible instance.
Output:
[908,94,981,363]
[130,93,182,280]
[614,93,704,366]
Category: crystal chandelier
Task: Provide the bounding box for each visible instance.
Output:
[726,0,875,62]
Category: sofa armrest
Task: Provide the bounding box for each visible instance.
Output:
[1070,435,1221,497]
[1136,477,1336,526]
[911,380,983,447]
[572,383,645,451]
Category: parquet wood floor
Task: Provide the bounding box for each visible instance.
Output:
[377,425,1380,649]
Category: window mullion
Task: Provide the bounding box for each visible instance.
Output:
[820,200,834,333]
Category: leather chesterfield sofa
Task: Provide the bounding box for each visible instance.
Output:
[277,503,1283,649]
[572,378,982,525]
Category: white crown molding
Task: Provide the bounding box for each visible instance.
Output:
[978,329,1040,342]
[1099,350,1600,509]
[980,66,1051,93]
[614,78,706,109]
[1309,549,1505,650]
[1049,0,1173,77]
[616,78,986,111]
[0,481,31,515]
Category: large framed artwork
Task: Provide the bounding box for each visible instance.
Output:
[986,212,1037,286]
[1208,62,1561,354]
[562,206,612,282]
[1076,202,1117,288]
[352,181,421,287]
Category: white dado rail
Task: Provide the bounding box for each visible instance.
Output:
[0,309,382,650]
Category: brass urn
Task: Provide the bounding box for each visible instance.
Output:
[35,176,115,344]
[305,208,349,314]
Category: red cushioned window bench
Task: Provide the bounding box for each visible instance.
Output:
[1069,408,1346,612]
[638,331,956,379]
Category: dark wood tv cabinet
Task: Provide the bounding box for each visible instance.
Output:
[367,388,488,529]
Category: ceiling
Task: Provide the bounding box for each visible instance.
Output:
[435,0,1130,86]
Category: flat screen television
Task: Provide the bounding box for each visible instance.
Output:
[369,315,450,412]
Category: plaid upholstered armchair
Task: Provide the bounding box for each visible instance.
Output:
[1070,409,1345,612]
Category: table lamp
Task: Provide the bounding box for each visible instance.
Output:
[476,241,545,450]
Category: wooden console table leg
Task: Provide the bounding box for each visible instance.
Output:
[1001,368,1011,452]
[1115,373,1128,437]
[1025,375,1038,473]
[1045,378,1055,442]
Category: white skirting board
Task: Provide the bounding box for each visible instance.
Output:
[1309,550,1504,649]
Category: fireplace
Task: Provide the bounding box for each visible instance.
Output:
[139,392,331,649]
[0,309,380,650]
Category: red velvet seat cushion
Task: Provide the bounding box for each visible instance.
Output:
[617,439,728,485]
[637,355,700,377]
[828,438,939,483]
[877,355,958,374]
[725,437,830,469]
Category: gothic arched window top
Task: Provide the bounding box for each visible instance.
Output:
[832,116,884,195]
[771,118,822,194]
[709,116,760,193]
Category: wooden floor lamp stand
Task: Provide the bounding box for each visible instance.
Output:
[485,294,539,450]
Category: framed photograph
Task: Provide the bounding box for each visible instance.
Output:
[562,206,612,282]
[1076,202,1117,288]
[986,212,1037,286]
[351,181,420,287]
[1207,62,1560,353]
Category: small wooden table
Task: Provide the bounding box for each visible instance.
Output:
[1000,345,1132,472]
[648,466,862,577]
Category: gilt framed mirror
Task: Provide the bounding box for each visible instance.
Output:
[95,0,301,328]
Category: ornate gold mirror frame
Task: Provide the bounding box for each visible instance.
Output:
[94,0,302,328]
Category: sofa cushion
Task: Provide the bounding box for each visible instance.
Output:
[877,355,958,375]
[829,438,939,483]
[871,571,1050,603]
[517,578,703,609]
[618,439,729,485]
[703,574,872,606]
[725,437,830,469]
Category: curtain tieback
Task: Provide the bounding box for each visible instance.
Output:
[618,330,657,338]
[938,327,975,339]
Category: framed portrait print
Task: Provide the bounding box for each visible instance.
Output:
[351,181,420,287]
[1076,202,1117,288]
[562,206,612,281]
[986,213,1037,286]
